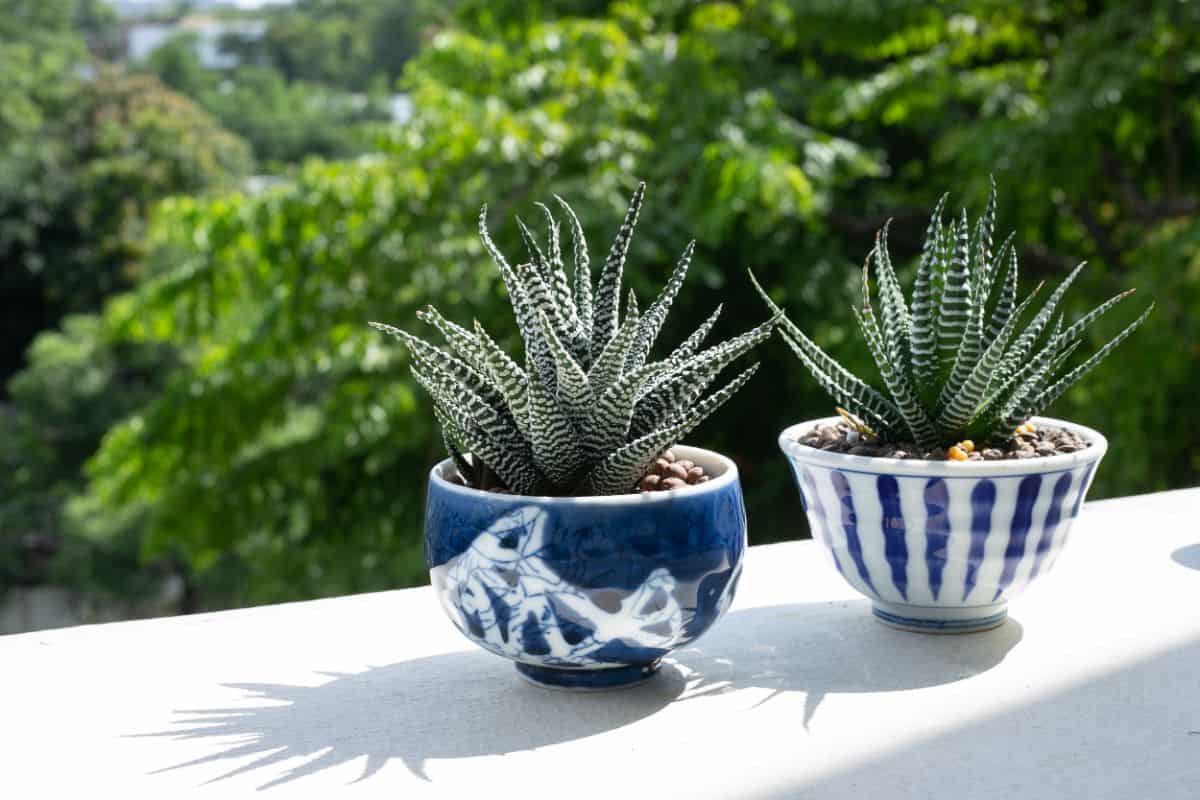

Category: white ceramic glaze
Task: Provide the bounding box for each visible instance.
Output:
[779,416,1108,633]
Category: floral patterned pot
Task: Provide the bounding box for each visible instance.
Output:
[779,416,1107,633]
[424,445,746,690]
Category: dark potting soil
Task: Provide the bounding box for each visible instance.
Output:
[797,421,1091,461]
[445,448,712,494]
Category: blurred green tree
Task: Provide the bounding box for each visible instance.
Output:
[219,0,423,91]
[0,1,249,604]
[76,1,879,606]
[0,12,250,382]
[9,0,1196,611]
[142,35,393,169]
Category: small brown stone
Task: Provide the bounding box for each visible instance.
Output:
[662,477,688,490]
[639,474,661,491]
[687,466,705,483]
[654,458,671,474]
[667,462,689,480]
[981,448,1003,460]
[663,449,677,462]
[676,459,695,471]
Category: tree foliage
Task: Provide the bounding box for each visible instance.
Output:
[142,35,393,169]
[1,5,250,382]
[5,0,1198,609]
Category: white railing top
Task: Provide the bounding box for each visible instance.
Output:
[3,487,1199,798]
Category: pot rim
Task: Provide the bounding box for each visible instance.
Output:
[427,443,739,505]
[778,415,1107,478]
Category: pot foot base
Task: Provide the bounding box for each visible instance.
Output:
[515,660,661,691]
[872,601,1008,634]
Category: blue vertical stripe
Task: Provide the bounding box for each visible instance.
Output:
[831,470,878,597]
[1070,461,1097,519]
[802,468,844,576]
[923,478,950,600]
[876,475,909,600]
[993,475,1043,601]
[1028,472,1073,582]
[963,479,996,602]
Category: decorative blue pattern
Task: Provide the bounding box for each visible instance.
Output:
[831,470,879,598]
[873,605,1008,633]
[1071,461,1097,518]
[801,467,843,576]
[425,458,746,689]
[964,479,996,602]
[923,478,950,600]
[781,424,1106,633]
[1028,472,1073,582]
[876,475,909,600]
[993,475,1043,601]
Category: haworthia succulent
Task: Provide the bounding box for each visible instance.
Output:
[593,183,645,356]
[910,193,947,397]
[755,179,1151,450]
[626,240,694,373]
[371,185,768,495]
[555,194,594,354]
[583,362,760,495]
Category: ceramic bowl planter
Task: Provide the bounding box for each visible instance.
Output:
[425,445,746,690]
[779,416,1106,633]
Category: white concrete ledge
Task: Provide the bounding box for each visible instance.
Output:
[3,488,1199,798]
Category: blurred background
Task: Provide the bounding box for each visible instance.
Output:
[2,0,1197,632]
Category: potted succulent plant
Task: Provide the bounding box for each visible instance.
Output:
[371,183,772,688]
[756,180,1152,633]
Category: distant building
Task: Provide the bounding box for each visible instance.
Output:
[390,94,414,125]
[125,15,267,68]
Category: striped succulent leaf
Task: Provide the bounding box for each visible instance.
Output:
[371,184,767,495]
[668,303,723,364]
[755,180,1151,451]
[909,192,947,397]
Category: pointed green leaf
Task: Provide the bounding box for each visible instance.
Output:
[555,194,593,358]
[749,269,902,432]
[536,309,592,430]
[592,182,645,356]
[910,193,947,396]
[587,289,640,394]
[525,362,583,489]
[584,363,759,495]
[626,240,693,373]
[668,303,722,364]
[1028,303,1154,416]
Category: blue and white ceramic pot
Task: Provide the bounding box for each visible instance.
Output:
[424,445,747,690]
[779,416,1107,634]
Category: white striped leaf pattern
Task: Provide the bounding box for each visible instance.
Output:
[373,185,766,495]
[755,181,1149,450]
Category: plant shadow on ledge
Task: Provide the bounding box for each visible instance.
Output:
[369,184,771,690]
[131,602,1020,789]
[134,651,691,787]
[757,178,1152,635]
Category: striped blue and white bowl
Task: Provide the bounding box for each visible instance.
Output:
[779,416,1107,633]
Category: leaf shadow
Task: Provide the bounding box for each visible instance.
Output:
[131,649,688,789]
[671,600,1024,728]
[131,600,1020,790]
[1170,543,1200,571]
